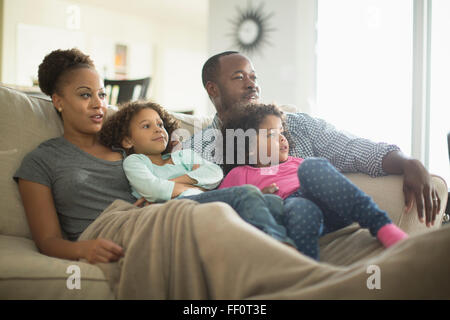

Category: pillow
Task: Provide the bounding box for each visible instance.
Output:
[0,85,63,238]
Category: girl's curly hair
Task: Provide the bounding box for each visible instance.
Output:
[221,103,294,175]
[99,100,180,156]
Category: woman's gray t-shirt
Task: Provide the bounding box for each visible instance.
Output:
[14,137,136,241]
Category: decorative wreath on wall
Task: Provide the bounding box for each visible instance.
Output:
[228,1,276,55]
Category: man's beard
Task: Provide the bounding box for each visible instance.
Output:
[220,92,258,113]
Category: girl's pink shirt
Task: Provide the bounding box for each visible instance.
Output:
[218,156,304,199]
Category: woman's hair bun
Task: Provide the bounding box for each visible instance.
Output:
[38,48,94,96]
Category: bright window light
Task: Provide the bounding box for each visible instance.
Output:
[316,0,413,155]
[429,0,450,184]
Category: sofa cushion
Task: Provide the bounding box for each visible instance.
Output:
[0,86,64,238]
[0,234,113,299]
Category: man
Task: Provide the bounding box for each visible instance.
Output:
[182,51,441,228]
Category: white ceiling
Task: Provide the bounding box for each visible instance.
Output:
[70,0,209,28]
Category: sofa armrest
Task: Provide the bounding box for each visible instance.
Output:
[344,173,448,235]
[0,234,114,299]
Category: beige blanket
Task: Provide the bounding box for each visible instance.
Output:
[79,199,450,299]
[78,198,209,299]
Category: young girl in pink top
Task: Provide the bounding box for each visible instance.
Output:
[219,103,408,259]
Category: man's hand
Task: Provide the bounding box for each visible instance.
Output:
[402,159,440,227]
[261,183,279,194]
[383,151,440,227]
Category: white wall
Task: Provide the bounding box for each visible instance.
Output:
[207,0,317,115]
[153,23,208,115]
[1,0,208,114]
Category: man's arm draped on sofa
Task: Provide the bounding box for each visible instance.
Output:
[182,51,441,227]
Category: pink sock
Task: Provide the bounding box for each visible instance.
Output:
[377,224,408,248]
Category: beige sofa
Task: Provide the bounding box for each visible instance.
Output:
[0,84,448,299]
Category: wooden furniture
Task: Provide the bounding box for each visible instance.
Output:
[104,77,151,106]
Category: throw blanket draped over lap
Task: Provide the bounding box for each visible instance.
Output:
[79,199,450,299]
[78,199,209,299]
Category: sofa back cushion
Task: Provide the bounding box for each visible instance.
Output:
[0,86,64,238]
[168,111,215,137]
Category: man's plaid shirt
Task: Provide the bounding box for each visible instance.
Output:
[182,112,400,177]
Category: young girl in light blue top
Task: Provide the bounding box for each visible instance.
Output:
[98,101,296,248]
[122,146,223,202]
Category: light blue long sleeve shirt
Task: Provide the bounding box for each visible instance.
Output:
[123,149,224,202]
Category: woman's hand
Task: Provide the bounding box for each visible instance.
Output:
[261,183,279,194]
[80,239,124,264]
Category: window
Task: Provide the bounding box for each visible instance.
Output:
[429,0,450,184]
[316,0,413,155]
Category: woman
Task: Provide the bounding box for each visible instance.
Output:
[14,48,134,263]
[13,48,450,299]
